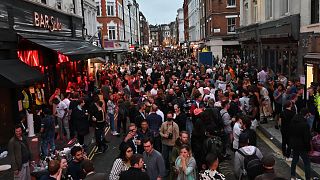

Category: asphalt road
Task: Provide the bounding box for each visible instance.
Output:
[92,129,294,180]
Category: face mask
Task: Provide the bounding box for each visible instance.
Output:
[167,118,173,121]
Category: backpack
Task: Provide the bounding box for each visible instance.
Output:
[237,148,263,180]
[204,136,223,159]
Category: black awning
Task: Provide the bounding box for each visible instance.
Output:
[304,53,320,65]
[0,59,43,87]
[18,33,108,60]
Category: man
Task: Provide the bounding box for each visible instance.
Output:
[120,123,140,154]
[199,153,225,180]
[289,108,311,180]
[52,97,69,140]
[8,125,31,180]
[137,120,153,154]
[83,159,107,180]
[40,108,56,157]
[220,100,233,157]
[135,103,146,129]
[279,101,295,161]
[257,67,267,84]
[67,146,86,180]
[173,104,187,131]
[142,138,166,180]
[150,84,158,96]
[234,134,263,180]
[257,82,273,123]
[170,131,190,168]
[146,104,163,151]
[119,154,150,180]
[159,112,179,171]
[46,160,62,180]
[255,154,277,180]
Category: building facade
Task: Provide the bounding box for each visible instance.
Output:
[188,0,201,43]
[205,0,240,59]
[238,0,320,80]
[150,25,160,48]
[177,8,185,45]
[183,0,189,43]
[139,11,149,46]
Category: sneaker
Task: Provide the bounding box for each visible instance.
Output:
[286,157,293,162]
[112,131,120,136]
[95,150,103,154]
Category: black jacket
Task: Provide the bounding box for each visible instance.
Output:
[119,167,150,180]
[280,108,295,135]
[72,107,89,136]
[288,114,311,152]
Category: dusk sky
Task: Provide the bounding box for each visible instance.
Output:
[137,0,184,25]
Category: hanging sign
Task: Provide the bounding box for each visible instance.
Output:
[33,12,62,31]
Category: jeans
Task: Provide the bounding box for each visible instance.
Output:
[186,117,193,137]
[57,116,70,140]
[41,136,55,157]
[291,151,311,180]
[109,113,115,132]
[307,114,315,130]
[162,144,173,170]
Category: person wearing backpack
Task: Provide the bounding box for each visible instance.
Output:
[234,133,263,180]
[202,126,224,170]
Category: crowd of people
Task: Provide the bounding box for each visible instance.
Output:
[8,51,320,180]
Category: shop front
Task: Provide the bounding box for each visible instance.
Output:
[304,33,320,88]
[0,0,107,145]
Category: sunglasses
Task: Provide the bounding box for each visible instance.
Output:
[126,149,133,153]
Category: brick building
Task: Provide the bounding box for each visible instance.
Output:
[139,11,150,46]
[205,0,241,59]
[183,0,189,43]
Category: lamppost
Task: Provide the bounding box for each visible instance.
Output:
[127,1,133,45]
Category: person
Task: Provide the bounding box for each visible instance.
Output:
[83,159,107,180]
[45,160,62,180]
[255,154,277,180]
[119,154,150,180]
[120,123,140,154]
[146,104,163,151]
[67,146,86,180]
[173,104,187,131]
[240,116,257,147]
[40,108,56,157]
[137,120,153,153]
[159,112,180,170]
[279,101,295,161]
[234,134,263,180]
[8,125,31,180]
[109,144,133,180]
[71,99,90,146]
[289,108,311,180]
[220,100,233,157]
[117,98,129,134]
[142,138,166,180]
[273,84,285,129]
[199,153,226,180]
[40,156,69,180]
[52,97,69,140]
[174,145,197,180]
[232,114,243,151]
[92,101,108,154]
[107,94,119,136]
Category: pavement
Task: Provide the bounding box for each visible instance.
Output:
[258,120,320,179]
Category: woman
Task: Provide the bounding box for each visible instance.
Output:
[175,145,197,180]
[109,144,133,180]
[107,94,118,136]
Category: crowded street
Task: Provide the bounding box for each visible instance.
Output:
[1,0,320,180]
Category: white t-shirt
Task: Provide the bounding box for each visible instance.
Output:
[150,88,158,96]
[56,101,67,119]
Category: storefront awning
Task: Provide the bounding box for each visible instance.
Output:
[0,59,43,87]
[18,34,108,60]
[304,53,320,65]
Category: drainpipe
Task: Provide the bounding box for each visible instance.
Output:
[81,0,86,39]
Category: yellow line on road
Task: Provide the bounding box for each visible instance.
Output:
[256,130,305,178]
[88,126,111,160]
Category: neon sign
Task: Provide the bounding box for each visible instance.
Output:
[17,50,40,67]
[33,12,62,31]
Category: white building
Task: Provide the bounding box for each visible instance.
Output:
[177,8,185,44]
[188,0,200,42]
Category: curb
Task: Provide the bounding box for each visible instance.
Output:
[258,125,320,178]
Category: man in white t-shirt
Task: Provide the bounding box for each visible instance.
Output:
[150,84,158,96]
[53,98,69,140]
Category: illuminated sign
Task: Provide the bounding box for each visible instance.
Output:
[33,12,62,31]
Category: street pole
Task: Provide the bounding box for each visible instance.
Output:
[128,2,133,45]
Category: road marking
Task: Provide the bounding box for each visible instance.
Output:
[88,126,110,160]
[256,130,305,178]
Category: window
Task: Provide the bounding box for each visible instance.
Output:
[118,4,123,19]
[253,1,258,22]
[96,2,101,16]
[57,0,62,9]
[227,17,236,33]
[108,26,116,40]
[311,0,319,24]
[265,0,273,19]
[281,0,289,16]
[107,2,115,16]
[41,0,46,4]
[227,0,236,7]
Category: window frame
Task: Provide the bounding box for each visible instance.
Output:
[107,2,115,16]
[108,26,116,40]
[227,0,236,8]
[227,17,236,34]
